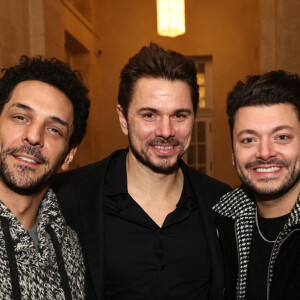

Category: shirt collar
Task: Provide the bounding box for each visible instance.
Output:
[177,160,196,210]
[103,149,128,197]
[104,150,195,211]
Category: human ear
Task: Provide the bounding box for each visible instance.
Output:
[232,152,235,166]
[61,146,77,171]
[117,105,128,135]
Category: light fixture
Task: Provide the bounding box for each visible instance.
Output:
[156,0,185,38]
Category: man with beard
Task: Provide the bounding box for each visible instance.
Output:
[213,70,300,300]
[0,56,90,299]
[53,43,231,300]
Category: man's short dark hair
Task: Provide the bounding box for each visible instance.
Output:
[0,55,90,148]
[118,43,199,117]
[227,70,300,139]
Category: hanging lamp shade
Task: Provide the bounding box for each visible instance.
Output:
[156,0,185,38]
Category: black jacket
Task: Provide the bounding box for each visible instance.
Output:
[214,185,300,300]
[52,149,231,300]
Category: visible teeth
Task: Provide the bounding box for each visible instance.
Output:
[155,146,173,150]
[256,167,280,173]
[17,156,36,163]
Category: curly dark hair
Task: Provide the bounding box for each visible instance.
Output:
[227,70,300,139]
[118,43,199,117]
[0,55,90,148]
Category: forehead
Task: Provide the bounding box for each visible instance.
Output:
[6,80,74,122]
[130,77,193,111]
[233,104,299,133]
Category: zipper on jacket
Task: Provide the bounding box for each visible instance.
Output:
[216,227,226,297]
[266,228,300,300]
[235,222,241,299]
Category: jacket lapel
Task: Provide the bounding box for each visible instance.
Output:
[79,173,106,299]
[78,151,123,299]
[186,167,227,300]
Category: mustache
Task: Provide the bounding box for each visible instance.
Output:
[148,138,180,146]
[2,145,48,164]
[245,159,288,169]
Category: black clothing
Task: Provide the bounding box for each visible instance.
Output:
[213,185,300,300]
[104,150,211,299]
[246,213,289,300]
[52,149,231,300]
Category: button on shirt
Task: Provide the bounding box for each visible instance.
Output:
[104,151,211,300]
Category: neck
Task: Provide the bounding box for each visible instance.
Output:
[255,182,300,218]
[0,179,47,230]
[126,151,184,203]
[126,151,184,227]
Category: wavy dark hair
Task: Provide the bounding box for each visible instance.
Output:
[0,55,90,148]
[118,43,199,117]
[227,70,300,139]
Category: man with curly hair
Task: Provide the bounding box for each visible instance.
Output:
[0,56,90,299]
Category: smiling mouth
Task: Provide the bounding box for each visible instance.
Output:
[154,145,174,150]
[15,155,41,164]
[255,167,281,173]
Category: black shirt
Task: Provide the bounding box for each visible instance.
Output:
[103,151,211,300]
[246,212,289,300]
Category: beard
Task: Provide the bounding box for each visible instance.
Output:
[236,158,300,200]
[0,145,65,195]
[128,135,185,174]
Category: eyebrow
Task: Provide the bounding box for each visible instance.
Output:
[50,116,69,127]
[236,125,295,138]
[138,107,193,115]
[14,103,32,111]
[273,125,294,132]
[12,103,69,128]
[174,108,193,115]
[138,107,158,114]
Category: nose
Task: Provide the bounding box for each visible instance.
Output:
[256,138,276,160]
[23,123,44,147]
[155,117,176,138]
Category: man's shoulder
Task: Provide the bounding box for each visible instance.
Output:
[53,149,125,185]
[51,149,126,231]
[184,163,231,194]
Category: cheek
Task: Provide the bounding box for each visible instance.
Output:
[178,125,193,142]
[234,143,257,161]
[45,141,69,161]
[130,123,155,140]
[0,134,20,150]
[232,150,247,167]
[285,146,300,160]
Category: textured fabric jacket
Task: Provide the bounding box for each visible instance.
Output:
[0,189,85,300]
[213,185,300,300]
[52,149,231,300]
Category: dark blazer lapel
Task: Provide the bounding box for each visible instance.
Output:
[78,151,122,299]
[73,155,118,299]
[78,171,105,299]
[53,151,123,300]
[186,167,229,300]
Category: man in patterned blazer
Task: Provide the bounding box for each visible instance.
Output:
[213,70,300,299]
[0,56,90,299]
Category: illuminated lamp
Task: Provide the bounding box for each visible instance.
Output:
[156,0,185,38]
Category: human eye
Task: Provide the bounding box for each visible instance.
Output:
[48,127,63,137]
[241,137,254,144]
[142,112,155,120]
[13,115,26,122]
[173,111,190,121]
[277,135,289,140]
[276,134,291,143]
[175,113,186,119]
